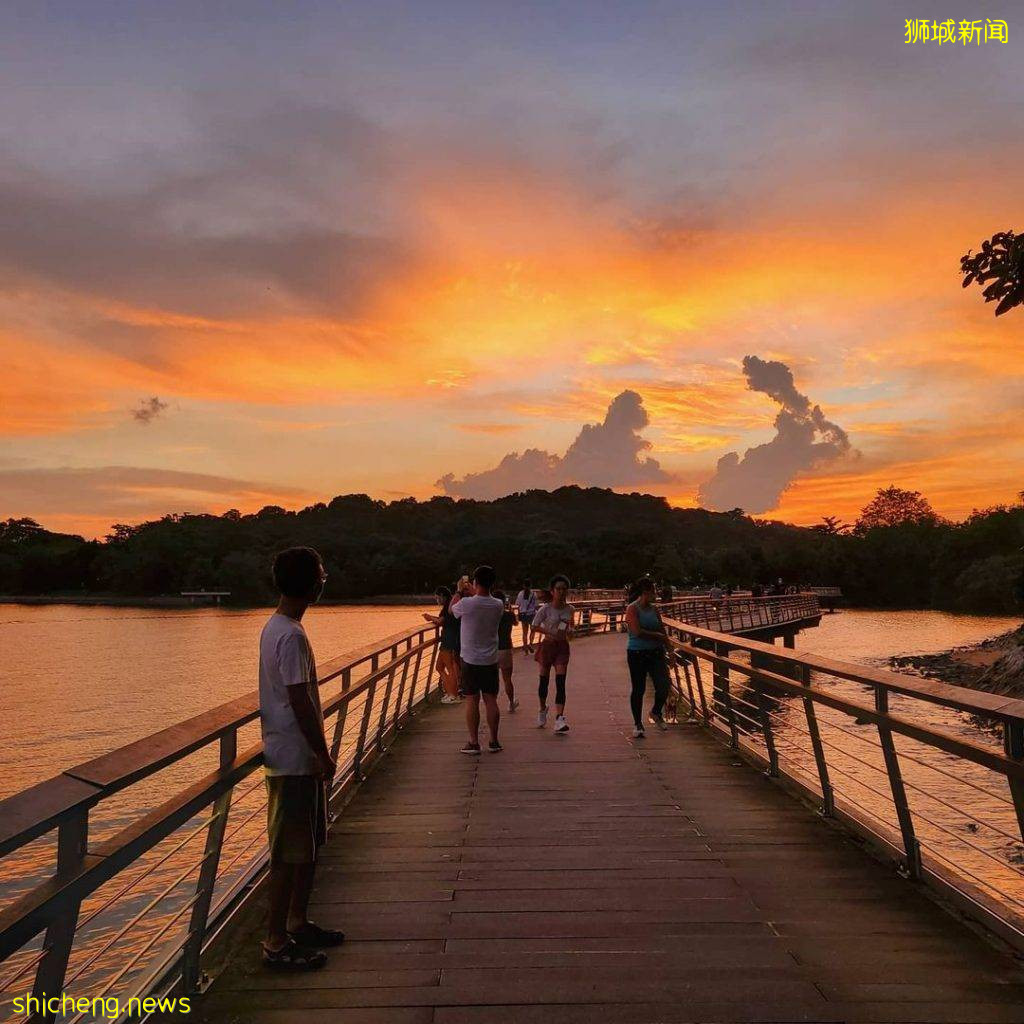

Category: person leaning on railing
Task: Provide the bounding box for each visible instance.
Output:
[423,586,462,704]
[258,546,345,970]
[624,578,673,738]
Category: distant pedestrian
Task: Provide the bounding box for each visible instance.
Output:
[514,580,539,654]
[532,574,575,734]
[751,582,764,598]
[624,578,673,737]
[423,587,461,704]
[494,590,520,712]
[452,565,505,754]
[259,547,343,970]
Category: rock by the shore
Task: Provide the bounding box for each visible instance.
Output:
[891,626,1024,698]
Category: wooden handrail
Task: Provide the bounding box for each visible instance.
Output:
[664,616,1024,723]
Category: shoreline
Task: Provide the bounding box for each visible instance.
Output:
[890,625,1024,696]
[0,593,436,609]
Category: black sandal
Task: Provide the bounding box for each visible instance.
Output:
[288,921,346,947]
[262,937,328,970]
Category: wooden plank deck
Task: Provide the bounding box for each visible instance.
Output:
[190,632,1024,1024]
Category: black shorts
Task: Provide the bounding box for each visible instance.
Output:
[461,662,500,695]
[265,775,328,866]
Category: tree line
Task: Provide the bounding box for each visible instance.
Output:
[1,486,1021,614]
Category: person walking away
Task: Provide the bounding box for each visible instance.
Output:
[533,574,575,734]
[259,547,344,969]
[452,565,505,753]
[494,590,519,712]
[423,586,461,703]
[624,577,673,738]
[514,580,539,653]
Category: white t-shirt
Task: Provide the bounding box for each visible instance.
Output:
[533,603,574,636]
[451,594,504,666]
[515,590,538,616]
[259,613,324,776]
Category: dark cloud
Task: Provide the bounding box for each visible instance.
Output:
[698,356,853,513]
[438,390,668,499]
[0,102,412,321]
[132,397,169,424]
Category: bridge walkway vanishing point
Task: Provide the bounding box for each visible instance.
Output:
[187,632,1024,1024]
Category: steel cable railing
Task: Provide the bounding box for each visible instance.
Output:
[0,594,822,1024]
[663,616,1024,949]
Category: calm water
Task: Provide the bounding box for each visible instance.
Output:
[3,604,1015,800]
[0,603,429,801]
[0,604,1020,1019]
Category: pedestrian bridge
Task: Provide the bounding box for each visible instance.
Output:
[3,594,1024,1024]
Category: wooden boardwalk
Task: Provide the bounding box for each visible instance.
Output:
[192,633,1024,1024]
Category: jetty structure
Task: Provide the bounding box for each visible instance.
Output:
[2,590,1024,1023]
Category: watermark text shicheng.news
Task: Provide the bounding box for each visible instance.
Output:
[905,18,1008,44]
[12,993,191,1020]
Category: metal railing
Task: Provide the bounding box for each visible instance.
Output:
[659,593,820,634]
[0,621,446,1023]
[660,615,1024,950]
[0,604,629,1024]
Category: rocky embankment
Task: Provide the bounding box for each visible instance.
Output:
[891,625,1024,698]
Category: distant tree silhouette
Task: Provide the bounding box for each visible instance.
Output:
[855,487,937,533]
[961,230,1024,316]
[2,486,1022,614]
[814,515,851,535]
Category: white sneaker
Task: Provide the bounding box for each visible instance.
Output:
[441,694,459,704]
[632,726,645,739]
[537,707,548,728]
[649,714,668,731]
[555,715,570,734]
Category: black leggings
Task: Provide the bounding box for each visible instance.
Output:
[538,671,567,707]
[627,649,670,726]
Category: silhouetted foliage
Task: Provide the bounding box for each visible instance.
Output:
[855,487,937,533]
[1,486,1022,614]
[961,230,1024,316]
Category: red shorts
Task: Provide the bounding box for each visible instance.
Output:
[535,635,570,672]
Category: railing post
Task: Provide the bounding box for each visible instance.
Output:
[353,680,377,780]
[798,664,835,817]
[1002,719,1024,844]
[748,657,779,777]
[875,685,921,879]
[713,642,739,747]
[674,651,698,720]
[689,645,711,723]
[181,730,236,994]
[407,643,426,714]
[375,664,398,749]
[29,811,89,1023]
[329,668,352,764]
[392,655,412,731]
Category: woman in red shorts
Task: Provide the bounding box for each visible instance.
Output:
[532,574,575,734]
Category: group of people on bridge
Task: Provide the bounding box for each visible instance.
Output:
[254,547,676,970]
[423,566,676,752]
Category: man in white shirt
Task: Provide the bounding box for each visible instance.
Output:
[452,564,505,754]
[259,547,343,970]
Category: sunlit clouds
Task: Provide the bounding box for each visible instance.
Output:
[1,2,1022,536]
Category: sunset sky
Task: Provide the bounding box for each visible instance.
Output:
[2,1,1022,539]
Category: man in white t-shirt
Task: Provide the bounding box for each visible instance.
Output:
[451,564,505,754]
[258,547,343,970]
